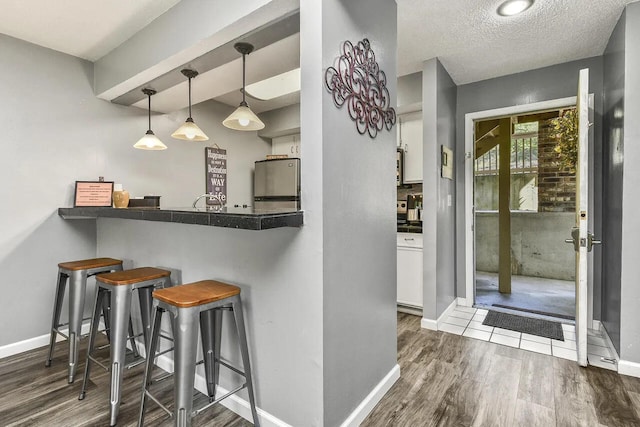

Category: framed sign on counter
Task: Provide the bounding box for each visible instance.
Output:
[205,146,227,205]
[74,181,114,207]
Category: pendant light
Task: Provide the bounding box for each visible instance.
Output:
[134,88,167,150]
[171,69,209,141]
[223,42,265,131]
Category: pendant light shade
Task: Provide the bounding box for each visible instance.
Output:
[134,88,167,150]
[172,69,209,141]
[223,42,265,131]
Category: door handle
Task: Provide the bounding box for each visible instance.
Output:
[565,227,580,252]
[587,232,601,252]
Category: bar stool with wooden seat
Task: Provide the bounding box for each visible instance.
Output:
[138,280,260,427]
[79,267,172,427]
[45,257,125,383]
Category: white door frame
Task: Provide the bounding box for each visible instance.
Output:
[463,96,595,327]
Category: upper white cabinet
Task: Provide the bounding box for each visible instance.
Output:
[398,112,423,183]
[272,134,300,157]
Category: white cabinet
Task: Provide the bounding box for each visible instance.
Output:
[397,233,423,308]
[272,134,300,157]
[398,112,423,183]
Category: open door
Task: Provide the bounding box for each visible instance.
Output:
[567,68,599,366]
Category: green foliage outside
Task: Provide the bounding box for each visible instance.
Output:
[550,109,578,172]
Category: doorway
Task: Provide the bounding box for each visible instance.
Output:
[463,96,596,323]
[473,109,576,320]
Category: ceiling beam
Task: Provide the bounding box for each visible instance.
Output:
[93,0,299,102]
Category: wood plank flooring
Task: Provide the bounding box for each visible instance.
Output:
[362,313,640,427]
[2,314,640,426]
[0,335,250,426]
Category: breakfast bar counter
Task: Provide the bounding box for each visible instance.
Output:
[58,207,304,230]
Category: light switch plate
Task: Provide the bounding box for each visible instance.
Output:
[447,194,452,206]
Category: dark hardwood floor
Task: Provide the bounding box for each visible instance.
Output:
[2,314,640,426]
[362,313,640,427]
[0,335,250,426]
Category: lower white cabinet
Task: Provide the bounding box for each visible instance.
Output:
[397,233,423,308]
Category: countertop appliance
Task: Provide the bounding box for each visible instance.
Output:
[406,194,422,222]
[254,158,300,210]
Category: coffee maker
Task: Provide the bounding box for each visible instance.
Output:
[406,194,423,222]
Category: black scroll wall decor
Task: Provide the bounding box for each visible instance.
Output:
[324,38,396,138]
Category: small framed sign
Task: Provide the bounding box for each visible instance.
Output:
[74,181,114,207]
[205,146,227,205]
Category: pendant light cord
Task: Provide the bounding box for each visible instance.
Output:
[147,93,152,132]
[241,53,247,107]
[188,77,192,119]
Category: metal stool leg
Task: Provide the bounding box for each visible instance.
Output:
[102,292,139,357]
[102,291,112,342]
[45,271,67,367]
[109,285,133,427]
[138,305,164,427]
[67,269,88,383]
[174,307,200,427]
[200,308,222,401]
[137,286,154,354]
[231,297,260,427]
[79,287,107,400]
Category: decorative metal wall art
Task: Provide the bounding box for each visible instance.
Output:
[325,39,396,138]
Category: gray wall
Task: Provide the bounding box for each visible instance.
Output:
[257,103,300,139]
[422,59,457,319]
[619,2,640,363]
[398,71,423,112]
[456,56,605,321]
[319,0,398,425]
[602,9,625,353]
[0,33,270,346]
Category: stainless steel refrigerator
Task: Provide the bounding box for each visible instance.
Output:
[254,158,300,210]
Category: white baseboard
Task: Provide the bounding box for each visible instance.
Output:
[597,321,620,363]
[437,299,459,329]
[421,318,438,330]
[340,364,400,427]
[0,322,93,360]
[457,297,470,307]
[151,346,293,427]
[592,320,602,331]
[618,360,640,378]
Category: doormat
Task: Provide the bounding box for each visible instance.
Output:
[491,304,575,321]
[483,310,564,341]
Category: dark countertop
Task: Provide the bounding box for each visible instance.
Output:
[58,207,303,231]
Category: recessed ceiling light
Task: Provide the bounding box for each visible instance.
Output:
[245,68,300,101]
[497,0,534,16]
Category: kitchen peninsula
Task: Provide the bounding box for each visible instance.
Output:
[58,207,303,230]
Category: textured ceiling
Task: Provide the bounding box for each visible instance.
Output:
[397,0,637,84]
[1,0,637,110]
[0,0,180,61]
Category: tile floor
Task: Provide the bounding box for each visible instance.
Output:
[440,306,618,370]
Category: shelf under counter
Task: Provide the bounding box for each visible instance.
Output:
[58,207,303,231]
[397,222,422,234]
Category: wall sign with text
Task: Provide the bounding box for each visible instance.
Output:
[205,147,227,205]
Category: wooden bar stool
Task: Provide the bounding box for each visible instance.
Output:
[138,280,260,427]
[45,257,124,383]
[79,267,172,427]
